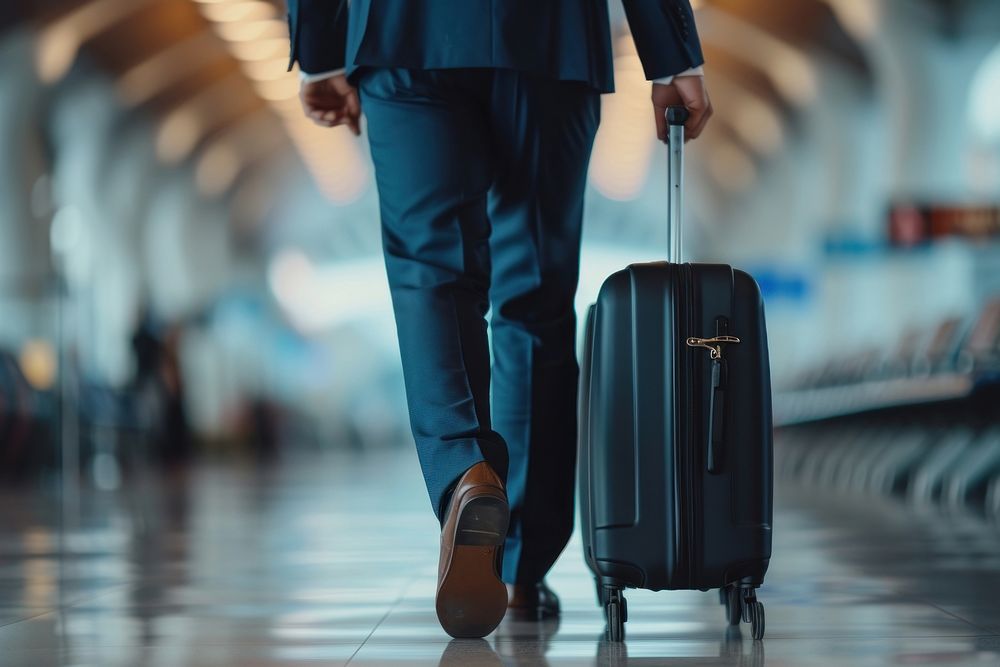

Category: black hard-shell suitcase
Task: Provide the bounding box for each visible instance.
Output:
[578,108,774,642]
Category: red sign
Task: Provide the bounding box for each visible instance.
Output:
[889,205,1000,246]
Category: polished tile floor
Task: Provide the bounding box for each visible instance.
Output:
[1,446,1000,666]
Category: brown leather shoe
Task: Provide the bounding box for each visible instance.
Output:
[436,462,509,638]
[506,581,561,619]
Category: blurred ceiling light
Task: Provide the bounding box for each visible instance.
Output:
[708,74,784,155]
[36,25,80,84]
[200,0,277,23]
[589,36,655,200]
[769,58,817,106]
[117,32,220,106]
[228,38,289,62]
[216,19,288,43]
[19,340,58,391]
[732,101,783,155]
[242,57,293,82]
[196,144,242,196]
[708,140,758,194]
[157,109,204,164]
[822,0,880,41]
[195,0,372,202]
[698,7,817,106]
[36,0,157,83]
[155,75,250,163]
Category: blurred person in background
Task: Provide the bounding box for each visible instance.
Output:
[287,0,712,638]
[159,326,191,466]
[131,314,191,467]
[130,312,166,455]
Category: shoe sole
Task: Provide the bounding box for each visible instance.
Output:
[436,494,509,639]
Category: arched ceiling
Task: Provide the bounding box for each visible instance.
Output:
[15,0,880,217]
[708,0,870,75]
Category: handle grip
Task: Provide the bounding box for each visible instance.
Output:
[666,106,686,263]
[667,106,690,126]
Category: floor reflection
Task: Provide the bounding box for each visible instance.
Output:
[0,448,998,665]
[589,627,763,667]
[438,639,502,666]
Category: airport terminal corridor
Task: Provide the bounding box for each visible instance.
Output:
[5,0,1000,664]
[1,442,1000,667]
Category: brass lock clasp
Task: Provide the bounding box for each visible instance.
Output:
[685,335,741,360]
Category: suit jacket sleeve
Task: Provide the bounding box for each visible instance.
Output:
[621,0,705,80]
[286,0,349,73]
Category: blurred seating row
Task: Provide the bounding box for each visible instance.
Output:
[0,348,142,480]
[0,338,293,480]
[775,297,1000,425]
[0,350,54,477]
[777,392,1000,521]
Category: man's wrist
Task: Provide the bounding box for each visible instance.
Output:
[653,65,705,86]
[300,67,346,84]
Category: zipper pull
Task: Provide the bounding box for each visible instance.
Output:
[685,335,740,359]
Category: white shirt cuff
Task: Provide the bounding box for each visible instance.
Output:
[653,65,704,86]
[300,68,345,83]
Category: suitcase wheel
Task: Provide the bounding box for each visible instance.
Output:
[736,586,766,641]
[749,600,765,640]
[604,586,626,642]
[724,586,742,626]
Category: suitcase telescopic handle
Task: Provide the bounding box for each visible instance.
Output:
[666,106,689,265]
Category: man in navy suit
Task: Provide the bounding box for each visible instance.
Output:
[287,0,711,638]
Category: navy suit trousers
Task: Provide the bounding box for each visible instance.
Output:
[359,68,600,584]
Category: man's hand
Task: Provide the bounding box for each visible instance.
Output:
[652,76,713,142]
[300,74,361,135]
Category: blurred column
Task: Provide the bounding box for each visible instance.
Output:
[0,30,56,345]
[809,65,886,243]
[48,69,148,387]
[88,122,159,388]
[143,174,234,319]
[869,0,1000,201]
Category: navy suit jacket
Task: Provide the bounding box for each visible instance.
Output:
[286,0,704,93]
